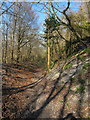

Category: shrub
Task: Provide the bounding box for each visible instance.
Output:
[79,69,86,74]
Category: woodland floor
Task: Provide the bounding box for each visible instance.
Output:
[1,62,90,119]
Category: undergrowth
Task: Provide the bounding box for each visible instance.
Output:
[64,63,73,70]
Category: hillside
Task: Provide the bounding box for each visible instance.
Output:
[2,50,90,119]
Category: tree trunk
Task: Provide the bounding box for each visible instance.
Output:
[11,17,17,63]
[17,31,21,64]
[47,31,50,72]
[17,45,20,64]
[4,25,8,64]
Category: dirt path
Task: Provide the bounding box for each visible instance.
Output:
[1,62,89,119]
[2,64,46,119]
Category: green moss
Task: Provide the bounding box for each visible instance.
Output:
[79,79,85,84]
[66,103,70,108]
[71,77,75,81]
[50,62,54,69]
[77,55,86,61]
[61,81,65,84]
[59,100,63,103]
[76,85,85,93]
[79,69,86,74]
[85,48,90,55]
[64,63,73,70]
[63,85,67,88]
[70,88,74,92]
[83,63,90,70]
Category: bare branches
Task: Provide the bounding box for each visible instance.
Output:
[0,2,15,16]
[63,1,70,14]
[51,3,68,27]
[56,29,68,42]
[51,2,82,40]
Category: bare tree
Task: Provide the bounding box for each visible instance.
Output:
[2,2,39,64]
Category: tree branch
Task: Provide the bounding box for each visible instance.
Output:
[63,1,70,13]
[0,2,15,16]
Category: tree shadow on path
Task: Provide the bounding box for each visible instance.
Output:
[25,59,80,119]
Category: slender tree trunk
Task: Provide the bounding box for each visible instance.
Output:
[5,25,8,64]
[2,19,5,63]
[56,38,61,60]
[28,43,32,57]
[47,30,50,72]
[17,44,20,64]
[52,39,58,61]
[47,2,51,72]
[11,35,14,63]
[17,29,21,64]
[11,17,17,63]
